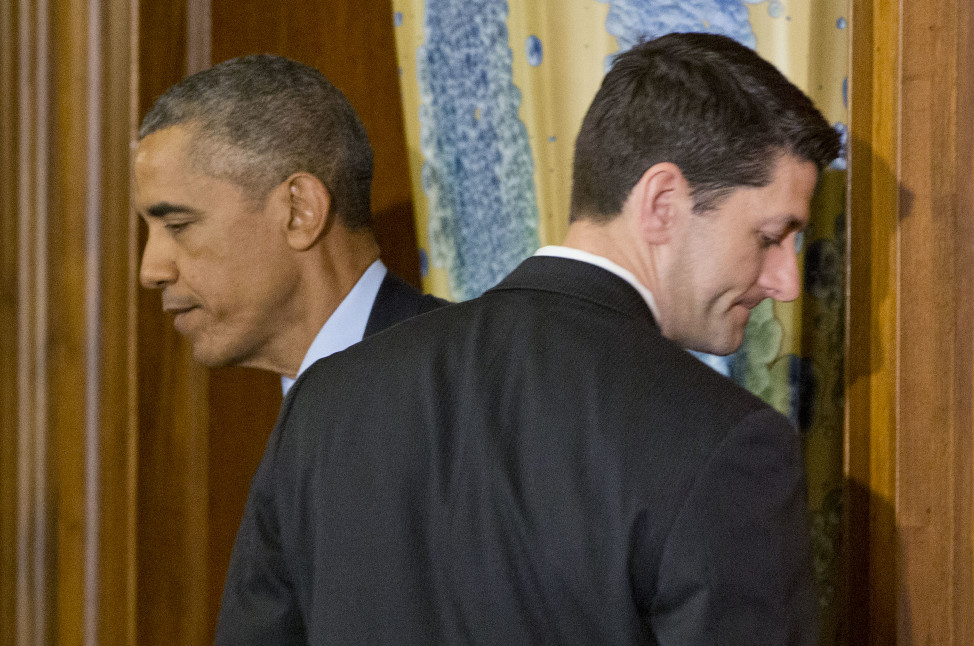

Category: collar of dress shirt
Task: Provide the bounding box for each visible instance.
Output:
[281,259,388,394]
[533,245,660,320]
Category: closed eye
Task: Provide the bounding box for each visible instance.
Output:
[143,201,202,235]
[165,220,191,234]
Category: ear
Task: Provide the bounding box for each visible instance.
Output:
[631,162,691,245]
[284,173,332,251]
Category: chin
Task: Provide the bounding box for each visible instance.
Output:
[191,342,236,369]
[696,329,745,356]
[718,334,747,356]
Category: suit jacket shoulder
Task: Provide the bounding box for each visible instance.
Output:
[363,271,449,338]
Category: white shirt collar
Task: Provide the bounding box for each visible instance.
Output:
[281,259,388,394]
[533,245,660,320]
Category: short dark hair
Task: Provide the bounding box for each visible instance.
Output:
[140,54,374,230]
[570,32,840,222]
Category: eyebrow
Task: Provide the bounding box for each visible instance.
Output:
[768,215,808,233]
[788,217,808,232]
[143,202,203,218]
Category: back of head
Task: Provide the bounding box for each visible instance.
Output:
[570,32,840,222]
[140,54,374,230]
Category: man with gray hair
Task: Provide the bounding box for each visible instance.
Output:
[135,55,444,392]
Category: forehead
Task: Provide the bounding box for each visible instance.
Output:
[133,126,202,194]
[135,123,197,168]
[132,124,249,210]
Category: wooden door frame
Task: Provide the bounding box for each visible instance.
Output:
[846,0,974,643]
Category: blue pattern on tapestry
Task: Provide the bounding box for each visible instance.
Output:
[597,0,761,66]
[417,0,540,300]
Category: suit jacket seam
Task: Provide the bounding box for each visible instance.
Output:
[485,285,656,329]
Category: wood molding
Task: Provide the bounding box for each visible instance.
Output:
[845,0,898,636]
[0,0,20,641]
[4,0,58,642]
[0,0,139,643]
[846,0,974,643]
[953,0,974,636]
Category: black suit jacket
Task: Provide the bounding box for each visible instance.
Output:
[365,270,447,338]
[216,256,817,645]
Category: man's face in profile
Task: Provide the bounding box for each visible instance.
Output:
[133,124,298,368]
[653,154,819,356]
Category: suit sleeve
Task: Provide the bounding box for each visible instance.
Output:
[646,407,818,646]
[214,412,307,645]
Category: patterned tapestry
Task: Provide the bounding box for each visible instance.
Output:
[392,1,848,641]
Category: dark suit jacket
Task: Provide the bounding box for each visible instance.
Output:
[364,270,447,337]
[215,256,817,646]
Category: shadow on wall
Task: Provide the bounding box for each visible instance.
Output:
[841,136,914,646]
[842,478,905,645]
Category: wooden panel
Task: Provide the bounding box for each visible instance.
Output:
[897,1,959,642]
[846,0,974,643]
[0,0,21,643]
[0,0,139,643]
[134,1,212,645]
[49,0,140,642]
[205,365,280,630]
[953,0,974,636]
[135,332,209,646]
[52,3,96,640]
[845,0,899,640]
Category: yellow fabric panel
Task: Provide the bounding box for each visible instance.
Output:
[505,2,614,246]
[391,0,452,297]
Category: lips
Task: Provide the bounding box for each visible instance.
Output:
[169,306,200,335]
[162,296,200,334]
[162,291,198,314]
[164,304,195,314]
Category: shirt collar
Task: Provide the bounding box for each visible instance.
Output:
[533,245,660,320]
[281,259,388,394]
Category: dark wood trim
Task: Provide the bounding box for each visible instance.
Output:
[0,0,21,641]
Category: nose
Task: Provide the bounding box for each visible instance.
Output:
[139,227,177,289]
[758,238,801,302]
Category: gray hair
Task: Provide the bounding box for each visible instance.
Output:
[140,54,374,229]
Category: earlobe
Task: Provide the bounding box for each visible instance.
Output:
[285,173,331,250]
[636,162,690,245]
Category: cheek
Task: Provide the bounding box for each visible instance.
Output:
[695,256,760,310]
[725,247,764,288]
[181,258,240,311]
[229,258,297,320]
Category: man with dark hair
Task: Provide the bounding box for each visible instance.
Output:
[217,34,840,645]
[135,55,444,391]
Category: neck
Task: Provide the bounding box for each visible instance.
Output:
[561,217,661,295]
[296,227,381,358]
[254,228,381,378]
